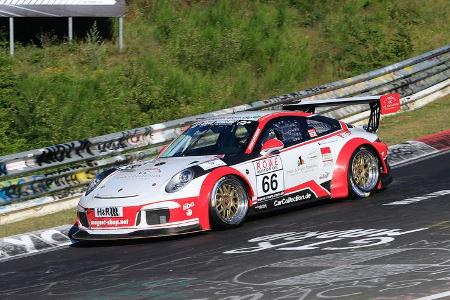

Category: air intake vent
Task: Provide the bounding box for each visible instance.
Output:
[78,211,89,227]
[135,211,141,226]
[145,209,170,225]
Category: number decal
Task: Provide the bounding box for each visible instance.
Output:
[262,174,278,193]
[262,175,270,193]
[271,174,278,190]
[254,155,284,200]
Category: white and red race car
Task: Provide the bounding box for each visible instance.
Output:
[71,94,401,240]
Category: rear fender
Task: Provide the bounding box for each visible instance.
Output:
[331,138,387,199]
[198,167,255,230]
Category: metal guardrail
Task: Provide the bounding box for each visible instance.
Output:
[0,44,449,212]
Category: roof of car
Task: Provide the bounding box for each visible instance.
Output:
[195,111,273,123]
[194,110,310,124]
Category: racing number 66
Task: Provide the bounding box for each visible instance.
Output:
[262,174,278,193]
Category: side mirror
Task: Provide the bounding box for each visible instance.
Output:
[260,138,284,156]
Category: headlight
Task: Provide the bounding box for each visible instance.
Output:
[165,168,194,193]
[85,168,117,196]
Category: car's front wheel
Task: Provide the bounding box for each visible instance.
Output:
[209,176,249,230]
[348,146,380,198]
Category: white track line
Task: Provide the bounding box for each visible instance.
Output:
[414,291,450,300]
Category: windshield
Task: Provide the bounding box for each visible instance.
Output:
[160,121,258,157]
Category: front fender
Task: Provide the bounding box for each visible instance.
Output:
[198,166,254,230]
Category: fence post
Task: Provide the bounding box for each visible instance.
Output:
[68,17,73,42]
[118,16,123,51]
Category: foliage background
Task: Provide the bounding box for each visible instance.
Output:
[0,0,448,155]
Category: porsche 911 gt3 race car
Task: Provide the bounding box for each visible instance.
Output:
[71,94,401,240]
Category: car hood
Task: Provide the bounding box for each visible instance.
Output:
[82,155,222,204]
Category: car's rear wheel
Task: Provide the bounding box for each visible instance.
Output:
[209,176,249,229]
[348,146,380,198]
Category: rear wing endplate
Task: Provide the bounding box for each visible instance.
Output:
[282,93,401,132]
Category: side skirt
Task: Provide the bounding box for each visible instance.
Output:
[249,188,331,214]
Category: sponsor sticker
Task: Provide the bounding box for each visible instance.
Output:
[199,159,226,170]
[285,162,318,176]
[274,191,312,207]
[253,203,268,210]
[308,128,318,138]
[319,172,330,180]
[236,120,253,126]
[247,127,261,151]
[380,93,401,115]
[183,202,195,210]
[138,167,162,177]
[323,160,334,167]
[183,202,195,216]
[307,150,320,160]
[193,116,261,126]
[90,218,129,227]
[257,191,284,202]
[254,156,282,175]
[320,147,333,162]
[94,207,123,218]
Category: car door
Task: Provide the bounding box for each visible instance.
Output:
[252,117,315,207]
[305,115,343,186]
[272,117,323,200]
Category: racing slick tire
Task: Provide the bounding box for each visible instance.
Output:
[348,146,380,198]
[209,176,249,230]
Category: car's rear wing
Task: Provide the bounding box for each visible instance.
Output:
[282,93,401,132]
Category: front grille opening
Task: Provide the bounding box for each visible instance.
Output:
[135,211,141,226]
[78,211,89,227]
[145,209,170,225]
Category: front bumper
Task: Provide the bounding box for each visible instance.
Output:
[71,219,202,240]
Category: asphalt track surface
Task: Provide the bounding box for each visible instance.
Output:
[1,151,450,300]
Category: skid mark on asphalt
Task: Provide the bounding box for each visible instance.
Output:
[233,248,448,286]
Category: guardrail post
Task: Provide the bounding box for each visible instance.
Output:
[9,17,14,56]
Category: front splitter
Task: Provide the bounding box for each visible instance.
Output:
[71,224,203,240]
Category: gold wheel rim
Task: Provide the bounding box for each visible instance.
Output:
[215,183,240,220]
[352,153,369,187]
[351,151,378,191]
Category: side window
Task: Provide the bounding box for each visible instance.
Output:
[306,115,341,138]
[258,117,306,149]
[190,128,220,149]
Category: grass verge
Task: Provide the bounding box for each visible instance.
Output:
[0,208,75,238]
[1,95,449,237]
